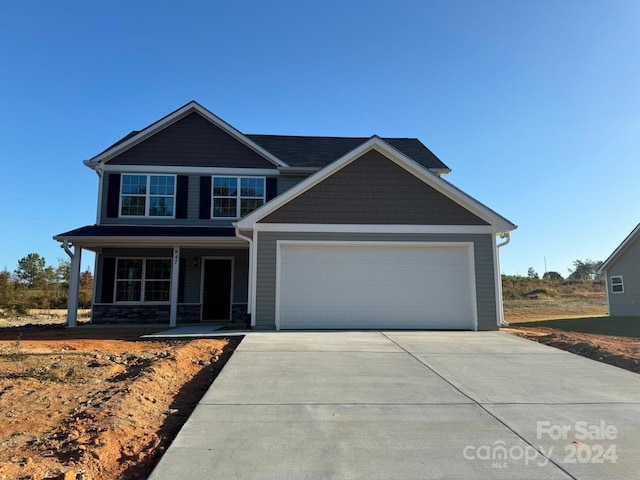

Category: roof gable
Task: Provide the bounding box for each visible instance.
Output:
[598,223,640,273]
[260,149,486,225]
[237,137,516,232]
[85,101,287,168]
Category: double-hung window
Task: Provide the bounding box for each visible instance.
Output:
[212,176,265,218]
[115,258,171,302]
[611,276,624,294]
[121,174,175,217]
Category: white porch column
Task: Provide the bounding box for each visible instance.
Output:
[170,246,180,327]
[67,245,82,328]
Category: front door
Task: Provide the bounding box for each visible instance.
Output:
[202,259,233,321]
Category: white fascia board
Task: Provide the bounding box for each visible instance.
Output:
[433,174,516,233]
[83,159,98,170]
[276,239,475,247]
[86,101,289,169]
[372,139,516,232]
[238,136,517,232]
[430,168,451,176]
[53,236,248,248]
[598,223,640,273]
[101,165,279,176]
[254,223,497,234]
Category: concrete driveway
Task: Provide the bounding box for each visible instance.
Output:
[149,331,640,479]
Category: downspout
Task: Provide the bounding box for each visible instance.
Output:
[496,232,511,327]
[62,239,74,259]
[234,225,253,321]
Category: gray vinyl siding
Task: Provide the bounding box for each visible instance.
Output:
[100,174,276,226]
[605,238,640,316]
[254,231,497,330]
[106,112,275,168]
[277,175,308,195]
[261,150,488,225]
[94,247,248,305]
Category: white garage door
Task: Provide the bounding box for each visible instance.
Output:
[277,242,476,330]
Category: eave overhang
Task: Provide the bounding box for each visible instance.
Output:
[53,225,247,250]
[237,136,517,234]
[598,222,640,273]
[83,101,289,170]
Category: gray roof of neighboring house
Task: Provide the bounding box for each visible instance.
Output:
[598,222,640,273]
[246,135,450,171]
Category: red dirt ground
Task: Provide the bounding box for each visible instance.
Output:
[1,299,637,479]
[0,324,240,480]
[504,326,640,374]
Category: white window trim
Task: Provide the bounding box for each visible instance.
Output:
[212,176,265,219]
[114,257,172,304]
[119,174,177,218]
[611,275,624,294]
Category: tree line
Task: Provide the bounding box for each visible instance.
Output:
[0,253,93,314]
[525,259,603,281]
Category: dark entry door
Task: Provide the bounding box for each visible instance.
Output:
[202,259,232,321]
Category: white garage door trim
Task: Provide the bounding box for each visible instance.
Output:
[275,240,478,330]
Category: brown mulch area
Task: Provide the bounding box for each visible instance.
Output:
[0,323,241,480]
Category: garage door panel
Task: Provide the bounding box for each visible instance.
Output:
[278,244,476,330]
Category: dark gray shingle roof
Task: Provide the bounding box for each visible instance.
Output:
[246,135,449,170]
[96,126,450,172]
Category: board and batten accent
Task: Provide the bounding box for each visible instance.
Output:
[276,241,477,330]
[254,231,498,331]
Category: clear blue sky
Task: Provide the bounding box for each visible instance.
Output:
[0,0,638,277]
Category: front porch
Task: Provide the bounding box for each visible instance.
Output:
[53,226,252,328]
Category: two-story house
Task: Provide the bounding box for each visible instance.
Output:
[55,101,516,330]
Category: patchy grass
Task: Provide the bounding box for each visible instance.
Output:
[513,316,640,338]
[501,276,605,300]
[504,297,607,323]
[502,277,607,323]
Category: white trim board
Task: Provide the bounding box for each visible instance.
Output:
[238,137,516,233]
[53,237,248,249]
[102,165,279,176]
[254,223,497,234]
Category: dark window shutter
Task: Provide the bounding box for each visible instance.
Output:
[176,175,189,219]
[178,259,186,303]
[199,176,212,219]
[265,177,277,201]
[101,257,116,303]
[106,173,121,218]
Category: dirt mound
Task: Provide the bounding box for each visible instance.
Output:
[0,333,240,480]
[506,326,640,374]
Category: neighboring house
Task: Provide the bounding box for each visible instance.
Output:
[54,101,516,331]
[598,223,640,317]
